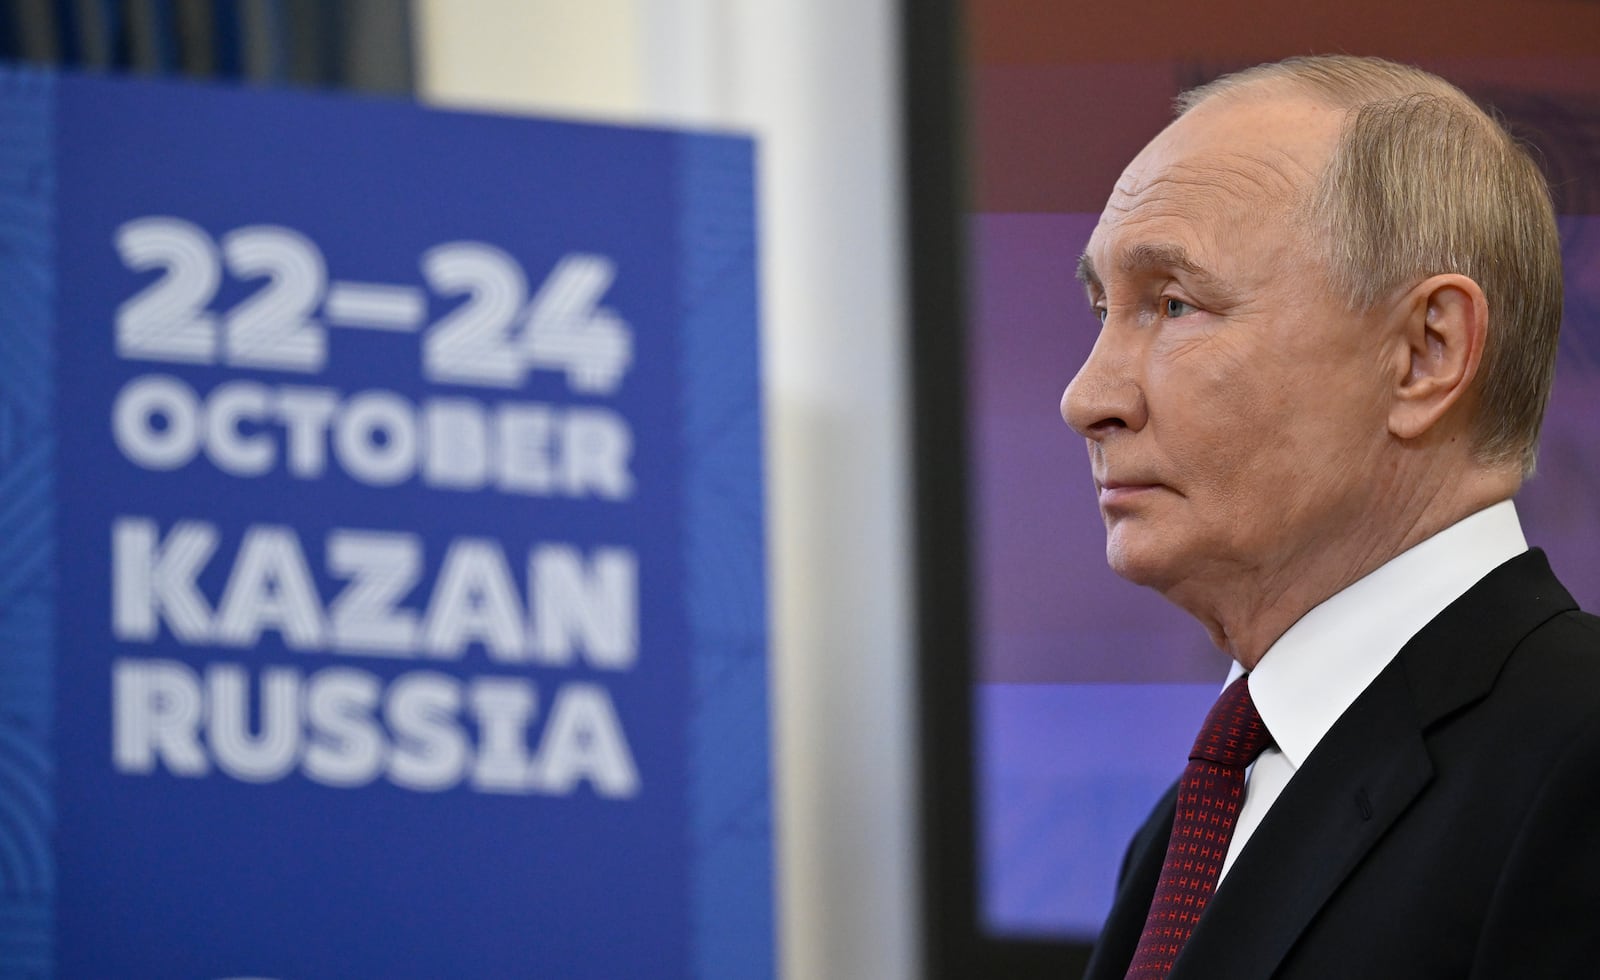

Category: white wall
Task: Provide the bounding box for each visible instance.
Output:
[412,3,919,979]
[412,1,644,119]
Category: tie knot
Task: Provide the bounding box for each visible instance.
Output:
[1190,674,1272,766]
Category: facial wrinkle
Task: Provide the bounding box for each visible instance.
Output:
[1109,149,1308,225]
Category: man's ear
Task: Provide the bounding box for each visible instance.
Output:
[1387,273,1489,442]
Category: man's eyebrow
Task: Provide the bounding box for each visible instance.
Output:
[1122,243,1213,282]
[1078,243,1229,293]
[1075,252,1099,288]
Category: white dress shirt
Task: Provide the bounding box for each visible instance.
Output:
[1215,499,1529,883]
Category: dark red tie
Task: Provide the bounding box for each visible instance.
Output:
[1126,674,1272,979]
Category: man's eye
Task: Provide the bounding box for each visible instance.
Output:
[1093,306,1108,325]
[1163,297,1196,318]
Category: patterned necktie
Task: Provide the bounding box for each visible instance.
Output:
[1126,674,1272,979]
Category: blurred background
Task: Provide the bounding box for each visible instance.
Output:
[4,3,1597,978]
[2,3,918,978]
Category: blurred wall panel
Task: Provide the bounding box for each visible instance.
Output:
[413,4,918,980]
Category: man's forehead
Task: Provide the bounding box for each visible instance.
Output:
[1079,189,1251,290]
[1080,94,1339,286]
[1109,148,1308,213]
[1159,87,1345,164]
[1106,92,1339,213]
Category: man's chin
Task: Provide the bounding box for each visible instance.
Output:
[1104,536,1182,591]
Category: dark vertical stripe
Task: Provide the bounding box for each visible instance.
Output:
[210,0,240,78]
[52,0,79,64]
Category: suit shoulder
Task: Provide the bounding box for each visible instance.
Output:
[1500,606,1600,702]
[1436,606,1600,780]
[1539,606,1600,646]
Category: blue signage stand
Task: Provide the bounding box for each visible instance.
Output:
[0,68,770,979]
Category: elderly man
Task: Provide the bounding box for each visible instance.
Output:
[1065,56,1600,979]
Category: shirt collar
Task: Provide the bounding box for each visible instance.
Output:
[1226,499,1528,769]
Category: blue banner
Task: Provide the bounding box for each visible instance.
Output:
[0,68,770,979]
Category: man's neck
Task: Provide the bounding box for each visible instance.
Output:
[1173,464,1522,668]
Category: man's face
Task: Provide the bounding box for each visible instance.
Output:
[1062,92,1395,600]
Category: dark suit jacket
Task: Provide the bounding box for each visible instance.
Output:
[1084,549,1600,979]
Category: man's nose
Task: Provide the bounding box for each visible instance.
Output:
[1061,325,1147,438]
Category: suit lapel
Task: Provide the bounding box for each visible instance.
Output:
[1170,662,1431,978]
[1166,549,1576,978]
